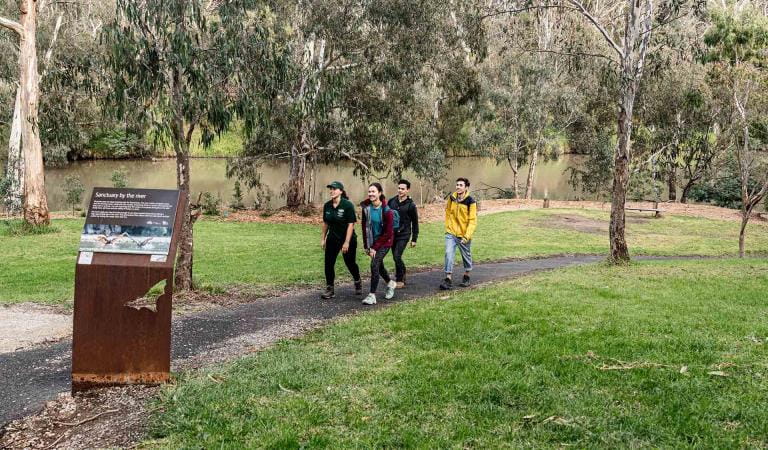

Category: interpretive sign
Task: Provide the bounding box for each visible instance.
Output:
[79,188,180,255]
[72,189,186,392]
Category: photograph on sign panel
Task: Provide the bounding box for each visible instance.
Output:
[79,223,173,255]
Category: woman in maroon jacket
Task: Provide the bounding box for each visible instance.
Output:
[360,182,396,305]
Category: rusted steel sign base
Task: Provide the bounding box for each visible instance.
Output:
[71,191,185,393]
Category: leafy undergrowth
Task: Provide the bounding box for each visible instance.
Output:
[148,259,768,448]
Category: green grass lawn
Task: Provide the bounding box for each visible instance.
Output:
[1,209,767,305]
[147,259,768,448]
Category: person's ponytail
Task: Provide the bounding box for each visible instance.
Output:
[341,189,348,199]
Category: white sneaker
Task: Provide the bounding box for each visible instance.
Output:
[362,293,377,305]
[385,280,397,299]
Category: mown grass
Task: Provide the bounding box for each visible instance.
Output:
[1,209,766,305]
[147,259,768,448]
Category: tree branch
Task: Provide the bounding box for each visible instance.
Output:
[340,150,371,172]
[0,15,24,36]
[516,47,617,64]
[566,0,624,59]
[480,4,579,20]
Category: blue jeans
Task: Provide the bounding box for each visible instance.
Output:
[444,233,473,274]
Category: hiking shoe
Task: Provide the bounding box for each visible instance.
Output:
[354,280,363,295]
[385,280,397,299]
[362,293,377,305]
[459,275,471,287]
[395,281,405,289]
[320,286,335,299]
[439,277,452,290]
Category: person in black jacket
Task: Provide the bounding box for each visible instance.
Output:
[387,179,419,288]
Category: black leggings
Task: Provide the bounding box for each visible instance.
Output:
[369,247,391,293]
[391,238,409,282]
[324,235,361,287]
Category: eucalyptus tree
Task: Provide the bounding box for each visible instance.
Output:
[1,0,49,224]
[703,4,768,257]
[228,0,482,207]
[102,0,283,289]
[483,0,696,263]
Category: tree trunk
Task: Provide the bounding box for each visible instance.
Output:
[171,68,194,291]
[608,0,652,264]
[610,65,637,263]
[680,179,695,204]
[610,102,632,263]
[286,144,307,208]
[19,0,49,226]
[667,164,677,201]
[738,212,748,258]
[525,142,539,199]
[507,151,519,199]
[5,89,24,214]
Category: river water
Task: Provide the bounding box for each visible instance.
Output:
[44,156,582,211]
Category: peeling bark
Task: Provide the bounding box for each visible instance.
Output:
[19,0,50,226]
[5,90,24,214]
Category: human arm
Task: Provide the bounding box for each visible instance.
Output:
[410,201,419,244]
[464,200,478,241]
[342,222,354,253]
[321,222,328,249]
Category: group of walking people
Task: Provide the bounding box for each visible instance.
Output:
[321,177,478,305]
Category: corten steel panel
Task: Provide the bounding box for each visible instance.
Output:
[71,192,187,392]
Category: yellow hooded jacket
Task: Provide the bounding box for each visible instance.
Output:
[445,190,477,240]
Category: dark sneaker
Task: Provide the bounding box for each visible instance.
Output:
[320,286,335,299]
[354,280,363,295]
[439,277,452,290]
[459,275,471,287]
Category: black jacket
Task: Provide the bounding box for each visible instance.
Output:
[387,196,419,242]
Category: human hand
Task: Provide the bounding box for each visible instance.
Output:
[342,241,350,253]
[460,238,469,245]
[321,238,326,250]
[369,248,376,258]
[410,241,417,248]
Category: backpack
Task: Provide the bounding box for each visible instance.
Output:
[384,205,400,231]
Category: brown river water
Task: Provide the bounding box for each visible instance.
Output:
[44,156,582,211]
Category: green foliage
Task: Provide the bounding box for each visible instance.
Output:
[201,192,221,216]
[62,176,84,215]
[87,130,147,160]
[567,133,615,199]
[110,170,128,189]
[703,8,768,65]
[227,0,483,199]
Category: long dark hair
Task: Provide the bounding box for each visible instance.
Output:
[369,182,386,202]
[340,189,348,199]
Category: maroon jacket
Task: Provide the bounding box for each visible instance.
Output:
[360,199,394,251]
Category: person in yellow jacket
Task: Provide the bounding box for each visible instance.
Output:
[439,177,477,290]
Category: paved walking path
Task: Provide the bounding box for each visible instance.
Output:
[0,255,603,426]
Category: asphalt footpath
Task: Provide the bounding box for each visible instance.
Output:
[0,255,603,427]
